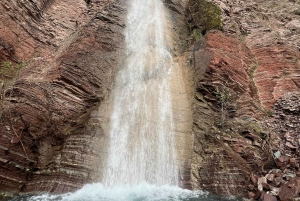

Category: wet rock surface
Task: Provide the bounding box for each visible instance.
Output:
[0,0,300,200]
[0,0,191,198]
[0,0,127,198]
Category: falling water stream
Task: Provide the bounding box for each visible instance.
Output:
[103,0,177,187]
[10,0,239,200]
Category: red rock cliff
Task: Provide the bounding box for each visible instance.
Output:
[188,0,300,199]
[0,0,127,197]
[0,0,300,200]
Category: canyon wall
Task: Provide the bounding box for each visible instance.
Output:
[0,0,127,197]
[0,0,192,198]
[187,0,300,199]
[0,0,300,200]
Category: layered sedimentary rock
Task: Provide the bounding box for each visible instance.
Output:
[216,0,300,109]
[0,0,300,200]
[188,0,300,199]
[0,0,193,198]
[0,0,127,197]
[190,31,267,196]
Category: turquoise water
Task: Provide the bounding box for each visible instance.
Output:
[10,183,239,201]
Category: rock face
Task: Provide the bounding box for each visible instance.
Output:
[0,0,191,198]
[0,0,300,200]
[190,31,267,196]
[216,0,300,109]
[0,0,127,197]
[187,0,300,199]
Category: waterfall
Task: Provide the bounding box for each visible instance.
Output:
[9,0,239,200]
[10,0,213,200]
[103,0,178,186]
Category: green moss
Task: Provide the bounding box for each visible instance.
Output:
[187,0,222,35]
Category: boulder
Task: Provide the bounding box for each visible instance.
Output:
[248,191,256,199]
[279,177,300,201]
[267,174,275,182]
[261,192,278,201]
[258,177,268,191]
[279,156,290,163]
[274,177,282,186]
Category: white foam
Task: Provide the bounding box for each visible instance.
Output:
[27,183,206,201]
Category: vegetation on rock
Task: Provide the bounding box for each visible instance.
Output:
[0,60,24,80]
[186,0,222,40]
[0,60,24,125]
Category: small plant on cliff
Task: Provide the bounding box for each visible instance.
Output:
[192,28,203,41]
[215,86,231,105]
[0,61,13,74]
[267,110,274,116]
[0,60,28,158]
[215,87,231,115]
[0,61,24,79]
[187,0,222,36]
[215,86,232,126]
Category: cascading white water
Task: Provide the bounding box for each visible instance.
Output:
[103,0,178,186]
[9,1,240,200]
